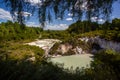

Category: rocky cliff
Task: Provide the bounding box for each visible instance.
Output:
[79,36,120,52]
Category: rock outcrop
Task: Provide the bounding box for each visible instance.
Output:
[79,36,120,52]
[27,39,61,57]
[57,43,73,54]
[50,43,87,56]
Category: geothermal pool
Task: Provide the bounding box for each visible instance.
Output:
[50,54,93,70]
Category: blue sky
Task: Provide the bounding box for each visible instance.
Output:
[0,0,120,30]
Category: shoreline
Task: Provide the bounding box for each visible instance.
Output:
[26,39,93,58]
[50,53,93,70]
[50,53,93,58]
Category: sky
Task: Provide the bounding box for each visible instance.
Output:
[0,0,120,30]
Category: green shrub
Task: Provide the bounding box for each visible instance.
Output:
[49,42,61,55]
[0,21,42,42]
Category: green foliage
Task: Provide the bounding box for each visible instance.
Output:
[101,30,120,42]
[67,20,99,34]
[64,49,75,56]
[40,30,71,41]
[90,50,120,80]
[49,42,61,55]
[67,18,120,42]
[0,17,120,80]
[4,0,117,26]
[0,21,42,42]
[0,42,44,61]
[0,49,120,80]
[99,18,120,41]
[112,18,120,30]
[0,59,82,80]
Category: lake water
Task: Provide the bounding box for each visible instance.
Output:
[50,54,93,70]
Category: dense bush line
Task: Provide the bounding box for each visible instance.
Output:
[0,19,120,80]
[0,21,43,42]
[67,18,120,42]
[0,50,120,80]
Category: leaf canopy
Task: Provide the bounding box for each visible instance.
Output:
[3,0,118,27]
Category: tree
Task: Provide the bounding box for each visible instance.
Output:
[112,18,120,30]
[67,20,99,33]
[3,0,118,27]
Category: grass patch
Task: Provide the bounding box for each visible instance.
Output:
[0,41,44,61]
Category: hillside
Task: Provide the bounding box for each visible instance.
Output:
[0,20,120,80]
[67,18,120,42]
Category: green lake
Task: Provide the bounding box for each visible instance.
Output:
[50,54,93,70]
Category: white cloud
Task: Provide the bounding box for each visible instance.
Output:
[57,17,61,20]
[25,0,42,6]
[22,12,32,17]
[68,13,73,16]
[75,0,88,10]
[66,18,73,21]
[80,1,88,10]
[44,24,68,30]
[59,24,68,27]
[0,8,13,21]
[25,0,40,4]
[14,12,32,17]
[91,16,105,22]
[26,22,39,27]
[74,0,94,11]
[91,17,98,21]
[0,8,32,22]
[98,19,105,22]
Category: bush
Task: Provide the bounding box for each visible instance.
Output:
[0,21,42,42]
[49,42,61,55]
